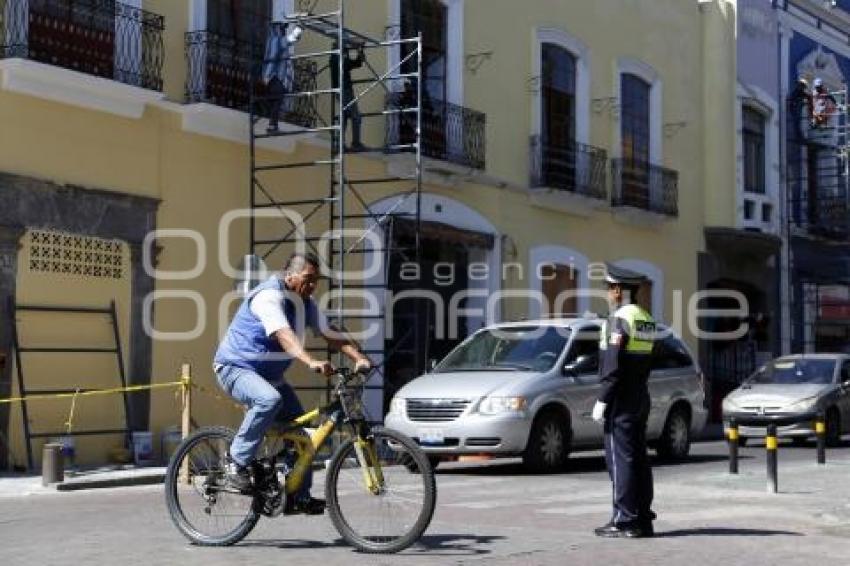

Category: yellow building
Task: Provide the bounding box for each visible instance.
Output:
[0,0,737,468]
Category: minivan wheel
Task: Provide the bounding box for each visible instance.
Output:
[656,406,691,461]
[522,411,570,473]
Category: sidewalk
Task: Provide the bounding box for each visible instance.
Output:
[0,465,166,496]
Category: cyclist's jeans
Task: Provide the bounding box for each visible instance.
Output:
[215,365,312,500]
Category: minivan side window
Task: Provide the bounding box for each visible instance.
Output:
[565,326,600,374]
[651,335,693,370]
[841,361,850,383]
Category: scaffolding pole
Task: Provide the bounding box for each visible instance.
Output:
[247,0,424,415]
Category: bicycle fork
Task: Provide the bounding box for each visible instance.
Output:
[353,437,385,495]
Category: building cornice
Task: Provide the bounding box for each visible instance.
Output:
[0,59,164,119]
[787,0,850,39]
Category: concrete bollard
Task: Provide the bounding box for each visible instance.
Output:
[766,424,778,494]
[727,418,739,475]
[42,443,64,486]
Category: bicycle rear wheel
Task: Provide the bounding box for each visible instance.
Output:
[326,426,436,553]
[164,426,260,546]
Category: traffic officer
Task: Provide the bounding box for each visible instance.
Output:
[591,263,657,538]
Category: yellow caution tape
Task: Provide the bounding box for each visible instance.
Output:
[766,436,778,450]
[64,388,81,434]
[0,381,185,405]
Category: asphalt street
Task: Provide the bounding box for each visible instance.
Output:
[3,440,850,566]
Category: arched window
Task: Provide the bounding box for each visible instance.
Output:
[541,263,579,316]
[621,73,651,166]
[207,0,270,42]
[742,106,766,195]
[540,44,577,188]
[620,73,652,207]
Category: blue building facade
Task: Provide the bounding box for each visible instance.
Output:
[780,0,850,353]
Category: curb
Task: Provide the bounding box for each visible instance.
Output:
[52,461,328,492]
[56,472,166,492]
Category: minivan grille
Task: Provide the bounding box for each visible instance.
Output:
[406,398,471,422]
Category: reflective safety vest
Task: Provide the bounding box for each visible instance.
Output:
[599,304,656,354]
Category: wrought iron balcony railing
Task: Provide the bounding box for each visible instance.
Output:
[611,158,679,216]
[386,92,486,169]
[529,135,607,200]
[185,30,317,128]
[0,0,164,90]
[790,194,850,240]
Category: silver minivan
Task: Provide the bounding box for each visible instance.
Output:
[385,318,708,472]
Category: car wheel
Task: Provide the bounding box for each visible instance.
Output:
[522,410,570,473]
[826,408,842,447]
[656,406,691,461]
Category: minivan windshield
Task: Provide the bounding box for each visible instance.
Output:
[748,358,836,386]
[435,326,569,373]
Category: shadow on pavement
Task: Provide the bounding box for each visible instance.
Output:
[239,538,350,549]
[409,533,506,555]
[238,533,505,555]
[656,528,803,538]
[437,453,750,476]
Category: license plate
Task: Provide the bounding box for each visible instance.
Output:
[418,428,445,445]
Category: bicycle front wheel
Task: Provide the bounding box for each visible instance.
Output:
[164,426,260,546]
[326,426,437,553]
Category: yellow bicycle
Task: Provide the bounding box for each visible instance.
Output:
[164,368,436,553]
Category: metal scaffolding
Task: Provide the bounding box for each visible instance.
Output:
[246,0,424,414]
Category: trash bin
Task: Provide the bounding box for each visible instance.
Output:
[160,426,182,464]
[42,443,64,486]
[131,431,154,466]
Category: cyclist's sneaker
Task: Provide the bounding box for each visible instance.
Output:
[284,496,326,515]
[224,459,252,492]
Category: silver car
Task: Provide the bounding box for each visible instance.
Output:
[384,318,708,472]
[722,354,850,446]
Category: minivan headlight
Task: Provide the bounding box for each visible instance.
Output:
[478,396,527,415]
[389,397,406,417]
[722,397,741,413]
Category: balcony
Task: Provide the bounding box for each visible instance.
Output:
[790,193,850,240]
[529,135,607,200]
[611,158,678,217]
[0,0,164,90]
[184,30,317,129]
[386,93,486,169]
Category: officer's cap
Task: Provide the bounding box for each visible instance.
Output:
[604,263,647,287]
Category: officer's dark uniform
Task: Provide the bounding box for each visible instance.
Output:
[596,267,656,537]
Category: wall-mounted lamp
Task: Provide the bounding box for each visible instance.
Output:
[592,96,620,119]
[466,51,493,74]
[663,121,688,138]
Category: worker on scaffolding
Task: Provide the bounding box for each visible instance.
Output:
[789,77,812,140]
[263,20,304,134]
[330,39,366,150]
[811,77,837,130]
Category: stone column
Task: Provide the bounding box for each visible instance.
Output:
[127,241,156,433]
[0,225,24,470]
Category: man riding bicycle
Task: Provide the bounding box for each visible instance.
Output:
[214,252,371,514]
